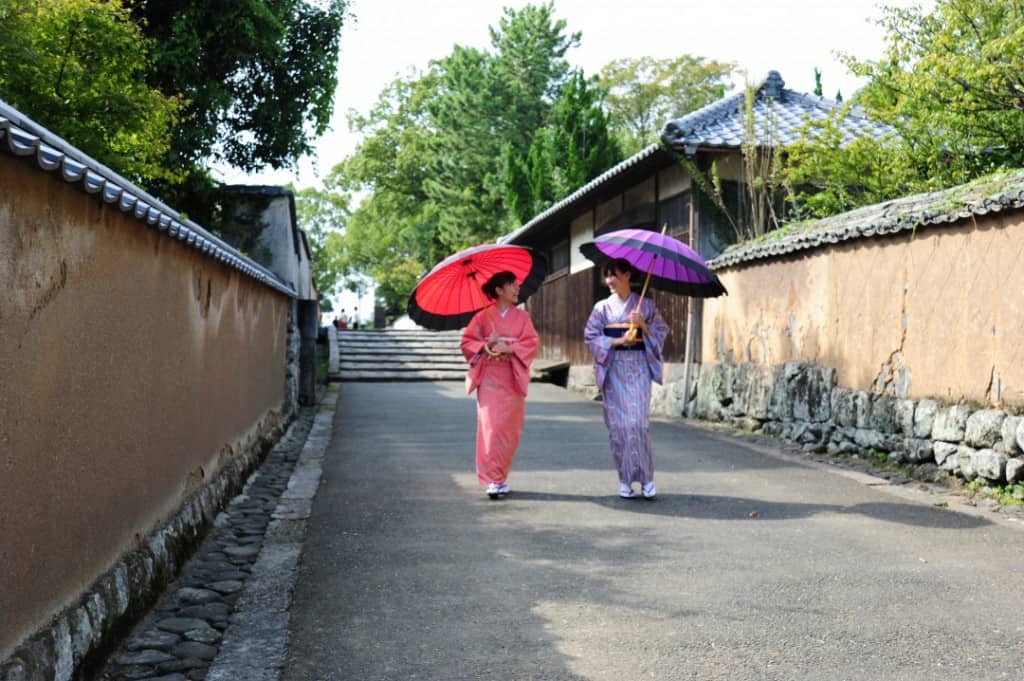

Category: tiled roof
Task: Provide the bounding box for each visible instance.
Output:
[661,71,895,156]
[0,100,296,297]
[500,144,673,244]
[708,169,1024,269]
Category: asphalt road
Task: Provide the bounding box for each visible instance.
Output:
[283,382,1024,681]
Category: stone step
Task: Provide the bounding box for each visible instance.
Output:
[334,369,465,382]
[335,339,464,350]
[337,331,462,341]
[333,328,465,382]
[339,360,466,371]
[336,347,462,356]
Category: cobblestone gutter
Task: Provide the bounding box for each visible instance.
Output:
[693,361,1024,488]
[0,409,295,681]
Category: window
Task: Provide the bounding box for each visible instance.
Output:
[549,239,569,273]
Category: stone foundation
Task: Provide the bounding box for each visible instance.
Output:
[691,361,1024,485]
[0,413,290,680]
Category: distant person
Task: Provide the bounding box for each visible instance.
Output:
[583,258,669,499]
[460,271,539,499]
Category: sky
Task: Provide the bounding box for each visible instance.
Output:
[221,0,925,318]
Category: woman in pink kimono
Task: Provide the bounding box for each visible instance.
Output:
[584,258,669,499]
[461,271,539,499]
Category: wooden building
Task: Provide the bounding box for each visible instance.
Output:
[502,71,893,392]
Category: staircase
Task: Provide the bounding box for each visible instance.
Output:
[331,329,466,382]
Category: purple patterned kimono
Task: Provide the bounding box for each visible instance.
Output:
[584,294,669,486]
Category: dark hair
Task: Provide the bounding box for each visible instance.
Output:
[602,258,634,280]
[482,270,517,300]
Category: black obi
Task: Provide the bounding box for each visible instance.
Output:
[604,325,645,351]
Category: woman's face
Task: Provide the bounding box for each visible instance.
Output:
[604,268,631,296]
[495,279,520,305]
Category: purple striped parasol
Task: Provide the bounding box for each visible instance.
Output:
[579,228,727,298]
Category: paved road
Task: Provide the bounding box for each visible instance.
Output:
[283,382,1024,681]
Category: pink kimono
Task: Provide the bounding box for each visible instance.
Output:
[460,305,539,486]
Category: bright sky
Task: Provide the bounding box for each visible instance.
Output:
[220,0,925,191]
[222,0,925,318]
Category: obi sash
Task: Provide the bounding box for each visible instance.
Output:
[604,325,645,351]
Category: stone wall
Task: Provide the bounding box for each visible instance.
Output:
[693,361,1023,486]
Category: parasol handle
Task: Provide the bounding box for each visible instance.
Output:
[624,224,668,343]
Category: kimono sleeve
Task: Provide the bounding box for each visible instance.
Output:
[460,310,490,364]
[583,302,612,367]
[509,311,539,368]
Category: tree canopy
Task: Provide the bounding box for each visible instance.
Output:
[599,55,735,156]
[332,2,621,314]
[0,0,184,183]
[783,0,1024,219]
[125,0,347,175]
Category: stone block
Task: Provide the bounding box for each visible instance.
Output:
[831,387,856,427]
[853,391,871,429]
[853,428,886,451]
[732,417,763,432]
[932,405,970,442]
[789,363,834,423]
[914,399,939,438]
[895,399,916,435]
[769,364,794,421]
[998,415,1022,455]
[971,449,1007,483]
[933,441,958,466]
[964,409,1005,448]
[903,438,934,463]
[956,445,977,480]
[868,396,897,434]
[1006,458,1024,484]
[743,364,777,420]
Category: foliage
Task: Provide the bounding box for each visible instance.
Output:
[424,3,580,247]
[0,0,183,183]
[125,0,348,175]
[291,185,350,300]
[783,0,1024,220]
[334,72,443,314]
[676,82,789,243]
[782,111,923,218]
[331,2,612,313]
[505,69,621,223]
[850,0,1024,174]
[599,55,735,156]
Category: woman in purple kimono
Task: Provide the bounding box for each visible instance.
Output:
[584,258,669,499]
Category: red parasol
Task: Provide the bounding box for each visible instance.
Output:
[407,243,548,330]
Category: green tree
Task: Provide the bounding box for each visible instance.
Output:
[332,73,443,314]
[851,0,1024,175]
[425,3,580,246]
[0,0,183,183]
[599,55,735,155]
[332,3,587,313]
[291,185,349,300]
[126,0,348,174]
[784,0,1024,220]
[505,69,621,223]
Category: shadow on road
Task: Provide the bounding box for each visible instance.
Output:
[505,491,990,529]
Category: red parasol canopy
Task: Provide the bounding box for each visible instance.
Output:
[407,243,548,330]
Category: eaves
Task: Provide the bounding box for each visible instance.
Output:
[0,100,296,298]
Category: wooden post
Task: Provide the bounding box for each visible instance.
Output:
[680,192,698,416]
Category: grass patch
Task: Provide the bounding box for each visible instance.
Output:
[966,480,1024,507]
